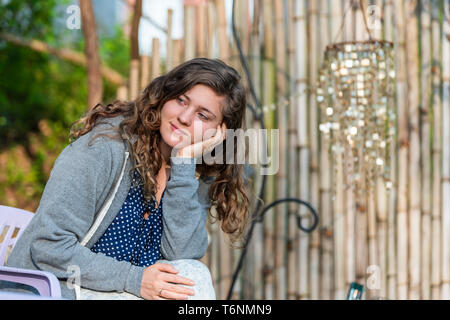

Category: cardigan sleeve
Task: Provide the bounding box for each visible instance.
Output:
[160,157,212,260]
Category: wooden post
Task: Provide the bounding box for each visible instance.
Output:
[140,55,150,90]
[116,85,128,100]
[79,0,103,110]
[216,0,230,63]
[206,1,215,58]
[172,39,183,69]
[151,38,161,79]
[184,3,196,61]
[166,9,174,71]
[129,59,140,100]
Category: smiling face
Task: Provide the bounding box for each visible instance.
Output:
[159,84,225,154]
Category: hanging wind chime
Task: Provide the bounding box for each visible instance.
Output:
[317,1,396,200]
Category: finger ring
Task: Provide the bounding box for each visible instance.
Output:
[159,288,163,296]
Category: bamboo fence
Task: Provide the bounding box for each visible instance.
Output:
[116,0,450,300]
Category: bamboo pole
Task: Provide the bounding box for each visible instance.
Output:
[217,223,232,299]
[354,1,368,297]
[274,0,288,300]
[116,85,128,100]
[383,0,398,301]
[367,187,379,299]
[354,153,368,298]
[307,0,321,297]
[287,0,299,300]
[430,0,442,300]
[343,139,356,296]
[237,0,250,57]
[206,1,215,58]
[441,0,450,300]
[213,0,234,300]
[344,0,355,42]
[307,0,328,301]
[249,0,264,300]
[295,0,310,300]
[334,150,346,299]
[261,0,276,300]
[371,0,388,301]
[230,0,248,300]
[420,0,432,300]
[393,0,409,300]
[404,0,422,300]
[196,1,207,57]
[206,214,218,291]
[358,1,379,300]
[216,0,230,63]
[322,0,343,300]
[376,174,388,299]
[375,2,390,299]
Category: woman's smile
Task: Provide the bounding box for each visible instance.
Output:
[170,122,188,136]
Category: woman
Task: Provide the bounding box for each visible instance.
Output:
[5,58,250,300]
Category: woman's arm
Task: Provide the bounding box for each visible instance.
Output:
[160,157,211,260]
[16,133,144,297]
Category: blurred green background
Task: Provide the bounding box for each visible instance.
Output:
[0,0,130,211]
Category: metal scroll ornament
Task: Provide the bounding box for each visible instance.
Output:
[317,40,396,198]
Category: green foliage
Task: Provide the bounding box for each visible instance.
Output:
[0,0,60,38]
[0,0,130,208]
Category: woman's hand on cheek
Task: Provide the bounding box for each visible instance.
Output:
[140,262,195,300]
[174,123,227,159]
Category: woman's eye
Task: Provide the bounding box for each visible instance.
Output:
[198,113,209,120]
[176,97,186,105]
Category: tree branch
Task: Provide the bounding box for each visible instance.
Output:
[0,32,126,86]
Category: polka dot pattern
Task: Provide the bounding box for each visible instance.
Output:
[91,169,165,267]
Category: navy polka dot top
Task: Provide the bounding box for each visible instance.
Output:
[91,169,165,267]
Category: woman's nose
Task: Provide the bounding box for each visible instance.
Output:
[177,108,194,127]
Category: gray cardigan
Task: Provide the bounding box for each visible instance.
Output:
[5,115,213,299]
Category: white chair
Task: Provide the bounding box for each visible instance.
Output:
[0,205,62,298]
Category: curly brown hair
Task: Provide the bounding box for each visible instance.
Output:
[69,58,250,246]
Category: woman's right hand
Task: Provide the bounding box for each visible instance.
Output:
[140,262,196,300]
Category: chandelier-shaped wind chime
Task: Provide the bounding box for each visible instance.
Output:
[317,3,396,201]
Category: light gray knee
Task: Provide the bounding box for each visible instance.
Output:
[157,259,216,300]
